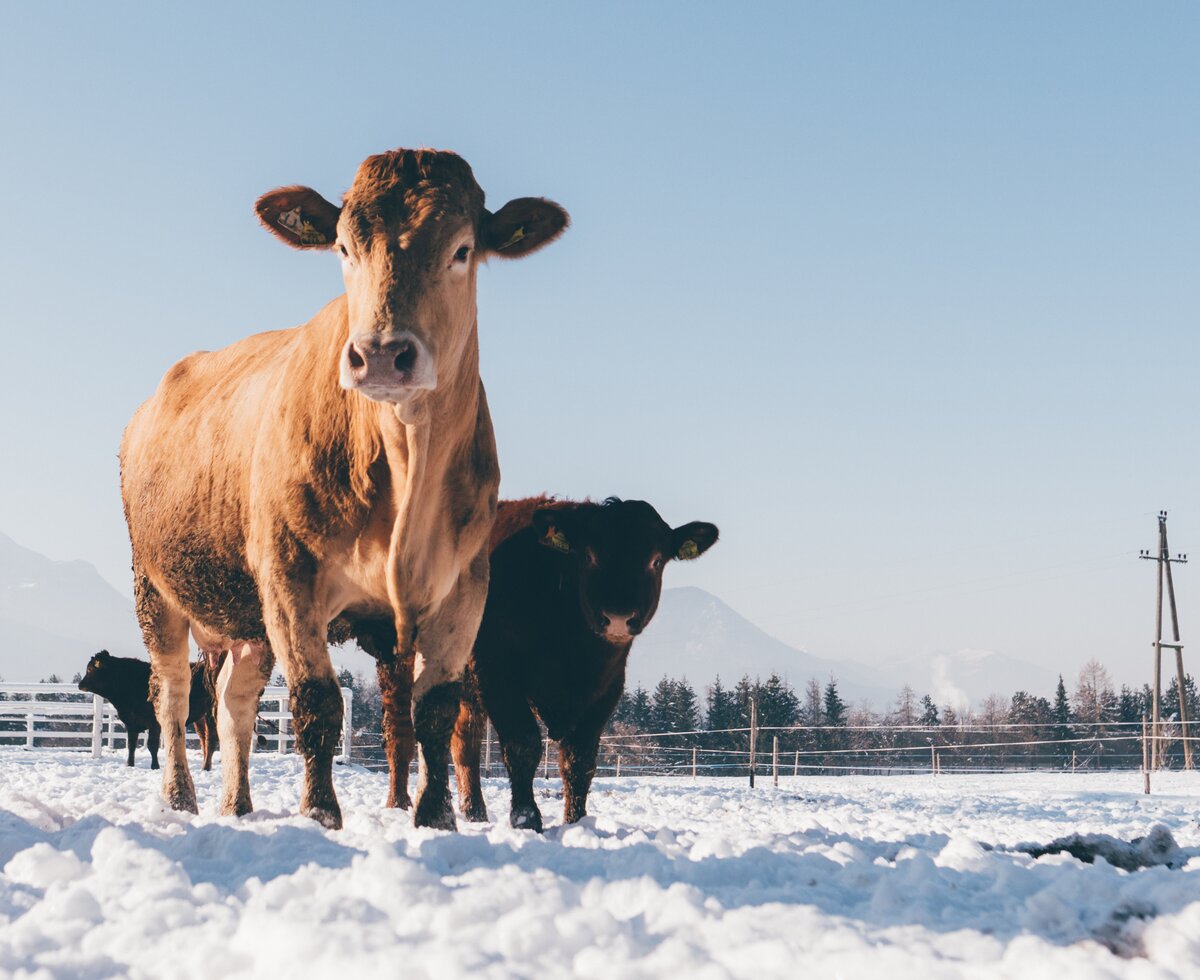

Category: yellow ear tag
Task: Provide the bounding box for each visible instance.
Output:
[498,226,526,250]
[677,539,700,560]
[547,530,570,553]
[298,220,327,246]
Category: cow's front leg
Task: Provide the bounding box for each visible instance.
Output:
[216,643,272,817]
[409,552,488,831]
[263,576,344,829]
[559,683,622,824]
[376,651,415,809]
[137,571,197,812]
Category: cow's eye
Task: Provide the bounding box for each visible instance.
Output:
[338,242,349,258]
[585,547,598,567]
[651,555,665,571]
[453,244,471,264]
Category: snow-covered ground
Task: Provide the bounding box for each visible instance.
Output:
[1,752,1198,979]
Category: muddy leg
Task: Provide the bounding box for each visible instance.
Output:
[138,573,196,813]
[412,681,463,830]
[289,672,343,828]
[559,684,621,824]
[376,652,415,809]
[217,644,272,817]
[451,671,488,822]
[492,703,543,832]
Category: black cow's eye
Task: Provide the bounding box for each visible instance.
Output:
[651,555,665,571]
[585,547,598,567]
[453,245,471,264]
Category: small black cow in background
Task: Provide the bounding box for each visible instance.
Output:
[445,496,719,831]
[78,651,223,769]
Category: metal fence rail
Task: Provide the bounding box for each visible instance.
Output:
[0,683,352,762]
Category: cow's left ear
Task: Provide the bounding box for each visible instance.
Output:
[532,508,576,554]
[482,198,569,258]
[254,185,341,250]
[671,522,719,561]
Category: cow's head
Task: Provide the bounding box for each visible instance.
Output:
[532,499,719,644]
[77,649,112,694]
[256,149,568,405]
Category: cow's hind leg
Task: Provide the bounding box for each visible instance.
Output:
[137,573,196,812]
[217,643,272,816]
[451,670,488,822]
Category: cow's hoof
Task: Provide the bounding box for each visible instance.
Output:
[302,804,343,830]
[220,794,253,818]
[462,802,489,823]
[163,779,199,815]
[151,760,160,771]
[385,790,412,810]
[563,807,586,825]
[414,796,457,831]
[511,806,543,833]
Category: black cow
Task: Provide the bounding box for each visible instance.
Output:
[446,496,719,830]
[78,651,223,769]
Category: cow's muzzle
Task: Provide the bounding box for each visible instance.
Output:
[340,331,436,402]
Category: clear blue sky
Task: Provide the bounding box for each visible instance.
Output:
[1,3,1197,691]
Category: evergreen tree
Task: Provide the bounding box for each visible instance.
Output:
[756,673,800,730]
[823,678,846,727]
[822,678,847,757]
[1051,674,1073,764]
[919,695,940,726]
[627,685,653,730]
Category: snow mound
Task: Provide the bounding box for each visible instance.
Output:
[1,752,1199,977]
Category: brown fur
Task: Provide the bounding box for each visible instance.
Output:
[121,148,568,829]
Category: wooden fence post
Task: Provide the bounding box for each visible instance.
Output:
[544,735,551,779]
[692,746,697,779]
[616,755,621,778]
[772,735,779,787]
[793,749,799,777]
[484,720,492,776]
[1071,749,1076,774]
[749,698,757,788]
[1142,714,1151,795]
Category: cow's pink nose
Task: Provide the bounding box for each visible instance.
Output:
[340,332,435,401]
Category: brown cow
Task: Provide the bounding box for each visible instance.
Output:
[121,148,568,829]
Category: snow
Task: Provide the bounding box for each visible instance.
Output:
[1,752,1198,978]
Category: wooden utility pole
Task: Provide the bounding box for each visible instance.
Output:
[749,698,758,788]
[1140,511,1193,770]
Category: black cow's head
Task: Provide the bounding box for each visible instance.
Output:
[532,498,718,644]
[77,650,112,694]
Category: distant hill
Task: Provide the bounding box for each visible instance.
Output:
[0,532,144,682]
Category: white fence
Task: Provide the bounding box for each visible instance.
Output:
[0,683,353,762]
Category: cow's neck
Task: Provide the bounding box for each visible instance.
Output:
[371,318,494,655]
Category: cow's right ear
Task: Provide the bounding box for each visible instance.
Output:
[254,186,341,250]
[532,508,574,554]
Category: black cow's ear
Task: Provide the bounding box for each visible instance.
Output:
[672,522,719,561]
[482,198,569,258]
[96,650,110,659]
[255,185,341,250]
[532,508,573,554]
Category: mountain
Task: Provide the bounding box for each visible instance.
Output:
[0,532,144,682]
[625,586,896,705]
